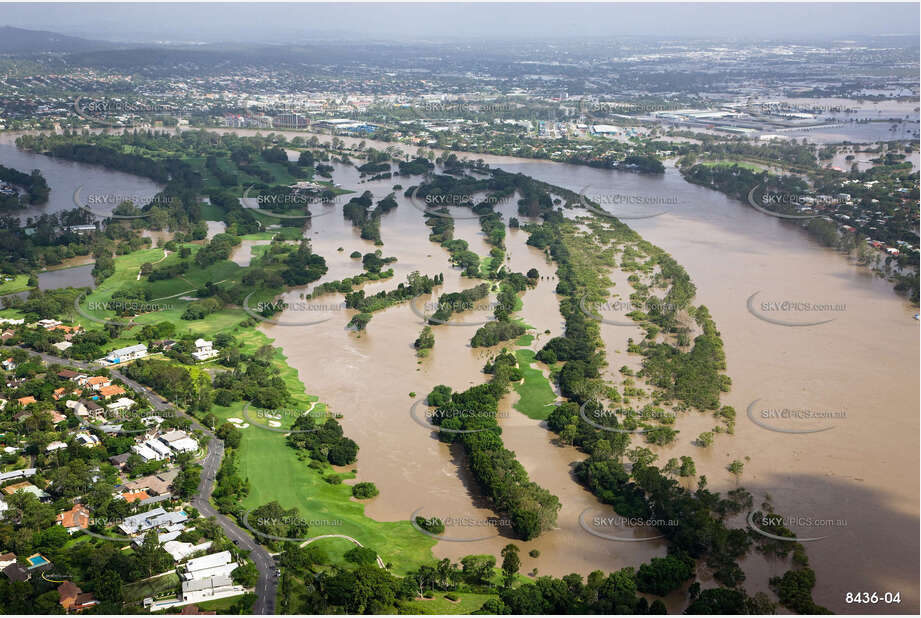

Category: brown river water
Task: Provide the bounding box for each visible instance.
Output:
[260,146,917,613]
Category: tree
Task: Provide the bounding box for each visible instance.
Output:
[728,460,744,477]
[501,544,520,588]
[352,482,379,499]
[635,555,694,596]
[232,562,259,587]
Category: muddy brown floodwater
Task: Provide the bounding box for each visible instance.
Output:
[213,129,917,613]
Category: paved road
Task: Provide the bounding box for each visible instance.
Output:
[192,439,276,615]
[19,347,277,614]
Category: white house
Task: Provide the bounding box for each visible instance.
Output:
[106,397,136,413]
[118,507,188,535]
[182,551,238,582]
[145,439,173,459]
[131,443,163,462]
[191,339,218,362]
[52,341,73,353]
[160,430,198,454]
[105,344,147,364]
[45,441,67,452]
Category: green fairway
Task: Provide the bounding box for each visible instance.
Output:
[208,329,437,575]
[512,349,557,420]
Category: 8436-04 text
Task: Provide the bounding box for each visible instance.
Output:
[845,592,901,604]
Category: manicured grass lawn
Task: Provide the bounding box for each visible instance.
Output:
[403,592,494,614]
[512,349,556,420]
[0,274,32,295]
[190,594,248,612]
[122,572,180,603]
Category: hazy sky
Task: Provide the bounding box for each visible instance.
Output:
[2,2,919,43]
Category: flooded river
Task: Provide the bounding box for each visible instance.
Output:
[263,150,918,612]
[0,135,163,221]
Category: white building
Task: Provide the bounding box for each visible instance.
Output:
[52,341,73,352]
[191,339,218,362]
[160,430,198,454]
[182,551,238,582]
[106,397,136,413]
[163,540,213,562]
[131,443,164,462]
[145,439,173,459]
[105,344,147,364]
[119,507,188,535]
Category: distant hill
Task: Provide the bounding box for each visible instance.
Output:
[0,26,118,54]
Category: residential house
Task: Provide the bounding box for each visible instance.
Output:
[160,430,198,454]
[16,396,35,407]
[0,553,15,569]
[118,507,188,536]
[191,339,218,362]
[86,376,112,391]
[3,482,50,501]
[104,344,147,364]
[163,540,212,562]
[56,504,91,533]
[52,341,73,353]
[1,358,16,371]
[75,433,101,448]
[57,370,79,380]
[2,562,29,582]
[106,397,135,414]
[57,581,99,612]
[120,490,150,504]
[179,551,243,605]
[131,443,163,462]
[46,440,68,452]
[108,452,131,469]
[98,385,126,398]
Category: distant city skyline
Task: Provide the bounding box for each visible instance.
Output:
[1,2,918,44]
